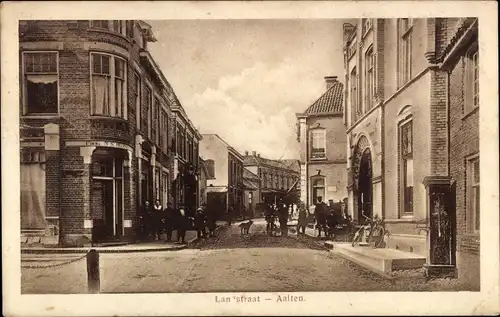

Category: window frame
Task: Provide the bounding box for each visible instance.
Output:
[144,83,153,139]
[365,46,375,111]
[464,43,479,114]
[466,154,480,234]
[397,18,413,88]
[89,52,128,119]
[89,20,128,38]
[398,116,414,217]
[310,128,327,160]
[22,51,60,116]
[133,72,141,130]
[350,67,359,119]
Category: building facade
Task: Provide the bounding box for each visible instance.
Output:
[296,76,347,207]
[19,20,195,246]
[171,103,202,215]
[343,18,479,284]
[243,152,300,207]
[199,134,244,218]
[242,167,259,217]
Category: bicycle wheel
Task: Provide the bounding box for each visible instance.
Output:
[370,226,385,248]
[351,228,363,247]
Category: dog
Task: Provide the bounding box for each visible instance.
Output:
[238,220,254,235]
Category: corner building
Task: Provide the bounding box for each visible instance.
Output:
[343,18,479,283]
[20,20,195,246]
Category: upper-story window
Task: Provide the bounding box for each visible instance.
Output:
[362,18,372,36]
[161,110,169,152]
[144,86,152,137]
[397,18,413,87]
[365,46,375,111]
[90,20,128,37]
[152,97,160,143]
[464,43,479,114]
[350,67,359,118]
[133,72,141,129]
[91,53,127,118]
[22,52,59,115]
[310,129,326,160]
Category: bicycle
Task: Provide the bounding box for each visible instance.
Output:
[351,213,385,248]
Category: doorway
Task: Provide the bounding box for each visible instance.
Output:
[357,148,373,221]
[91,151,125,239]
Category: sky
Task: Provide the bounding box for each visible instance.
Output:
[147,19,348,160]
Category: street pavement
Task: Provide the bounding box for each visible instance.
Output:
[21,219,473,293]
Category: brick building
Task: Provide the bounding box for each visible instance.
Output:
[296,76,347,207]
[19,20,199,246]
[343,18,479,284]
[199,134,244,219]
[242,152,300,208]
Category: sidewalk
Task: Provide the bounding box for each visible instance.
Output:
[22,223,227,254]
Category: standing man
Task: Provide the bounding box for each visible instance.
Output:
[315,196,328,238]
[278,199,288,237]
[205,203,216,237]
[176,208,188,244]
[152,199,163,241]
[195,207,207,239]
[143,200,153,241]
[163,201,176,242]
[297,201,308,237]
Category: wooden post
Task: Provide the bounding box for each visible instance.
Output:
[86,249,100,294]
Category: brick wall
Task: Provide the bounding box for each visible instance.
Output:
[449,48,480,255]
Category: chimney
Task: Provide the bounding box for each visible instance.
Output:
[245,151,249,156]
[252,151,257,156]
[325,76,338,90]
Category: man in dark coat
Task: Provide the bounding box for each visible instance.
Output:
[315,196,328,238]
[176,208,188,244]
[278,199,288,237]
[205,203,217,237]
[163,201,176,242]
[142,200,153,240]
[194,207,207,239]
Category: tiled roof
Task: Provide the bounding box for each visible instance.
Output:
[243,155,300,173]
[304,80,344,115]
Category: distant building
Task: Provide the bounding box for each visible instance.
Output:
[199,134,244,218]
[296,76,347,207]
[242,167,260,217]
[343,18,479,285]
[242,152,300,207]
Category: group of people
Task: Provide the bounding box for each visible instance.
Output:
[310,196,351,238]
[264,200,291,237]
[138,200,217,244]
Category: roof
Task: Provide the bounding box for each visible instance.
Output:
[243,155,300,173]
[303,80,344,115]
[201,134,244,161]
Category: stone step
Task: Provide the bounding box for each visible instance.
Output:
[330,242,426,277]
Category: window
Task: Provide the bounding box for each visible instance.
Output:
[350,67,358,119]
[400,120,413,215]
[467,156,480,232]
[162,172,169,205]
[22,52,58,115]
[21,148,46,230]
[363,18,372,36]
[90,20,128,37]
[133,73,140,128]
[91,53,127,118]
[310,129,326,159]
[152,97,160,143]
[465,44,479,113]
[365,47,375,111]
[144,86,152,137]
[155,167,161,201]
[262,172,267,188]
[161,110,168,152]
[176,127,181,155]
[397,18,412,87]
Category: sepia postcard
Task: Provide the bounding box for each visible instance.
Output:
[2,1,499,316]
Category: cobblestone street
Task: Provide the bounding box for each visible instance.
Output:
[22,219,473,293]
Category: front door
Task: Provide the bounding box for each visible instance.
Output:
[357,149,373,221]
